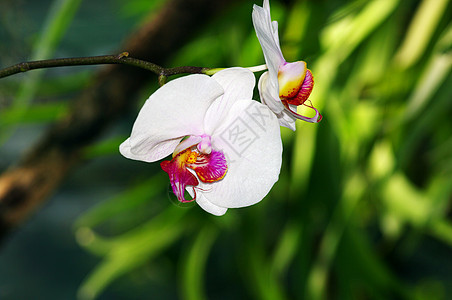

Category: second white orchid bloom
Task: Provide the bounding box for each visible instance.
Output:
[120,68,282,216]
[252,0,322,130]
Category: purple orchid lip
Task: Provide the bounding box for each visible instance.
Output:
[283,101,322,123]
[161,141,228,203]
[161,149,199,203]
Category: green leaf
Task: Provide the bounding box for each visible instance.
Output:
[0,102,68,125]
[394,0,450,69]
[74,175,167,229]
[0,0,83,143]
[77,207,187,300]
[180,226,218,300]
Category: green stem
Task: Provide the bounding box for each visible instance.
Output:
[0,52,209,80]
[203,64,268,76]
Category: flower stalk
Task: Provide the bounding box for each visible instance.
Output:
[0,53,269,87]
[0,52,209,83]
[203,64,268,76]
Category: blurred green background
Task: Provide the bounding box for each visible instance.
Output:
[1,0,452,299]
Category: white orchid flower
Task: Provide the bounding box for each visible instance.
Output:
[252,0,322,131]
[120,68,282,216]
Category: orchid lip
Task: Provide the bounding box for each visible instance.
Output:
[161,140,228,203]
[283,69,314,106]
[282,101,322,123]
[278,61,307,99]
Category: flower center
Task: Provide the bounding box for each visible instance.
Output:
[161,136,227,203]
[197,134,212,154]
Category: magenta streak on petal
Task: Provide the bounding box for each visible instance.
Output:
[283,101,322,123]
[161,158,199,203]
[188,149,228,183]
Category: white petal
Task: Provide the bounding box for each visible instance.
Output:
[204,68,255,134]
[272,20,280,45]
[122,74,224,162]
[173,135,202,156]
[252,1,285,79]
[258,72,296,130]
[258,73,297,130]
[275,109,296,131]
[120,137,182,162]
[187,183,228,216]
[196,194,228,216]
[198,99,282,209]
[258,71,284,114]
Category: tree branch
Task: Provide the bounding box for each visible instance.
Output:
[0,52,208,80]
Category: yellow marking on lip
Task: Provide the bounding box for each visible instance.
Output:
[186,150,198,164]
[278,61,307,98]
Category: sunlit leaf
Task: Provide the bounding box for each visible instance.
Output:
[394,0,450,69]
